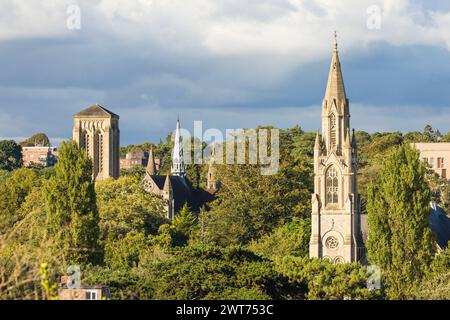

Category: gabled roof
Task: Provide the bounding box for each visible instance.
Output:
[74,104,119,119]
[146,174,199,213]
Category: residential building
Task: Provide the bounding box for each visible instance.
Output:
[412,143,450,180]
[22,146,58,167]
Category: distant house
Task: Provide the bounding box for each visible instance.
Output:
[58,286,111,300]
[22,146,58,167]
[58,277,111,300]
[120,149,161,170]
[412,143,450,180]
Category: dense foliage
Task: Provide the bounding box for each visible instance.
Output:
[0,140,22,171]
[0,124,449,300]
[366,144,436,299]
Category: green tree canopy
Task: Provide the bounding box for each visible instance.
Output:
[43,141,99,264]
[203,127,313,246]
[274,256,379,300]
[95,176,166,268]
[136,244,289,300]
[248,217,310,259]
[0,168,41,233]
[19,133,51,147]
[0,140,22,171]
[366,144,436,299]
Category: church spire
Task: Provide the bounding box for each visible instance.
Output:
[171,117,186,177]
[147,145,157,175]
[163,174,172,192]
[324,31,347,104]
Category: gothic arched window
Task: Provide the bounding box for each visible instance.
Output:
[330,113,336,148]
[326,166,339,204]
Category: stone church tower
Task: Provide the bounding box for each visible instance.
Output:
[73,104,120,181]
[309,37,364,263]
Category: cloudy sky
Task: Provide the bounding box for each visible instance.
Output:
[0,0,450,145]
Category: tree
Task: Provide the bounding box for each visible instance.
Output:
[95,176,166,267]
[19,133,51,147]
[0,140,22,171]
[0,168,41,233]
[136,244,289,300]
[171,203,197,245]
[43,141,99,264]
[441,184,450,214]
[441,132,450,142]
[354,130,372,148]
[274,256,379,300]
[422,125,442,142]
[204,127,313,246]
[249,217,310,259]
[366,144,436,299]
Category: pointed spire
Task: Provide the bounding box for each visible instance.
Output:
[344,128,351,148]
[163,174,172,192]
[147,146,157,175]
[324,31,347,104]
[314,129,321,150]
[171,117,186,177]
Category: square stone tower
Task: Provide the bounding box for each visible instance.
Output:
[309,37,365,263]
[73,104,120,181]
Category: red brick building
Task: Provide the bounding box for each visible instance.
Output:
[120,149,161,171]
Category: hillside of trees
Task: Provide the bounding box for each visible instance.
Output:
[0,125,449,300]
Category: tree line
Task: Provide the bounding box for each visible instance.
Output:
[0,125,449,299]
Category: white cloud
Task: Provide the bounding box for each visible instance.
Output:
[1,0,450,144]
[1,0,450,58]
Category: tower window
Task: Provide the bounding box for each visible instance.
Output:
[330,113,336,148]
[326,166,339,204]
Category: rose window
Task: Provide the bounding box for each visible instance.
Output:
[326,236,339,249]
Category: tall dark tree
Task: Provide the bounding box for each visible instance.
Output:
[0,140,22,171]
[43,141,99,264]
[366,144,436,299]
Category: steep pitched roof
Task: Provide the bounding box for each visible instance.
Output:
[74,104,119,119]
[147,147,157,175]
[147,174,199,213]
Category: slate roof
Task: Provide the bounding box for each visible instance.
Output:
[74,104,119,118]
[360,206,450,250]
[149,175,202,213]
